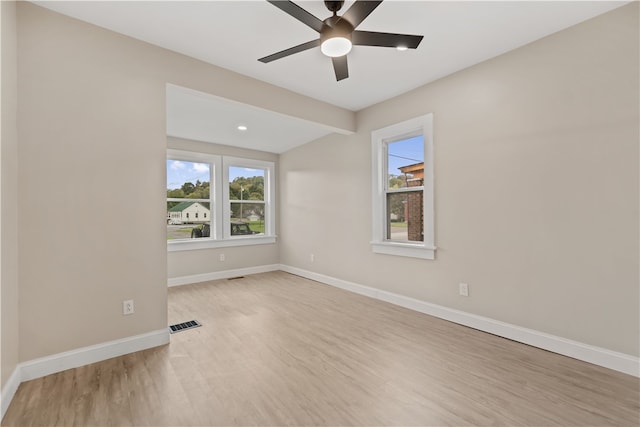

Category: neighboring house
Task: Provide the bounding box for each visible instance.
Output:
[399,162,424,242]
[398,162,424,181]
[247,213,260,222]
[168,201,209,224]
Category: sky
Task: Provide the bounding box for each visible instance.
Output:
[166,160,262,190]
[168,135,422,189]
[387,135,424,176]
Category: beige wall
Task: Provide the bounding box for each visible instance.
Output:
[1,0,19,389]
[167,137,279,279]
[10,0,639,368]
[16,3,351,362]
[280,4,639,356]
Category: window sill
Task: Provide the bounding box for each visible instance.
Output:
[168,236,277,252]
[371,241,436,260]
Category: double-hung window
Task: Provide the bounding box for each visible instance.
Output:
[167,150,275,251]
[371,114,435,259]
[223,156,275,239]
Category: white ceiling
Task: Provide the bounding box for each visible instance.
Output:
[33,0,628,153]
[166,84,337,153]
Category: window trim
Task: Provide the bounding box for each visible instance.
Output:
[222,156,275,240]
[371,114,435,260]
[167,150,276,252]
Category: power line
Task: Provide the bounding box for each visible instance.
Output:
[389,153,423,163]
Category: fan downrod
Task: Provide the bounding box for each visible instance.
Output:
[324,1,344,15]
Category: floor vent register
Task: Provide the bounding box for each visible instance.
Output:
[169,320,202,334]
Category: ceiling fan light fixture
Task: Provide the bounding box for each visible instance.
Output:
[321,36,352,57]
[260,0,424,81]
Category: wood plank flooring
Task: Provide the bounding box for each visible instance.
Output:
[3,271,639,426]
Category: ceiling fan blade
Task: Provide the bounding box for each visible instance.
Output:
[267,0,324,33]
[258,39,320,63]
[342,1,383,28]
[332,55,349,81]
[352,30,423,49]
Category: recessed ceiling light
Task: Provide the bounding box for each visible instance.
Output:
[396,46,408,51]
[237,125,248,131]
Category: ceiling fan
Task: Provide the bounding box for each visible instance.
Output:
[258,0,424,81]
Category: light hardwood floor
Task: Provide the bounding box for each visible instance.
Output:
[3,271,639,426]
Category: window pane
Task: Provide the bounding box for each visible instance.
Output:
[167,159,212,241]
[167,160,210,199]
[387,136,424,189]
[230,202,265,235]
[229,166,264,201]
[386,191,423,242]
[167,201,211,240]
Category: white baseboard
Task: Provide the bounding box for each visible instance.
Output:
[1,366,21,420]
[168,264,281,287]
[2,265,636,422]
[281,265,640,378]
[20,329,169,382]
[1,329,169,420]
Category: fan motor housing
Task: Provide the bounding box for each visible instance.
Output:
[320,15,354,44]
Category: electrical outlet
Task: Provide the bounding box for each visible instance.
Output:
[459,283,469,297]
[219,253,225,262]
[310,253,315,263]
[123,299,134,315]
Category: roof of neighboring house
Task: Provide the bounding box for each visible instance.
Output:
[398,162,424,173]
[168,201,204,212]
[399,162,425,180]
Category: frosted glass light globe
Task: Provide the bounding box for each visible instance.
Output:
[321,37,352,57]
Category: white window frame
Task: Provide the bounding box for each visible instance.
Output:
[222,156,276,240]
[167,150,276,252]
[371,114,435,259]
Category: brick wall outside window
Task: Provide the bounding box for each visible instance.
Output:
[406,178,424,242]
